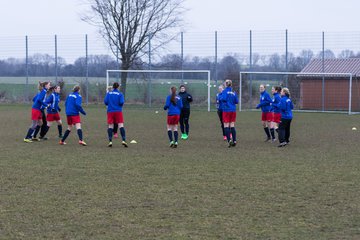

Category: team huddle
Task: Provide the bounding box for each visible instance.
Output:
[23,80,293,148]
[215,81,293,148]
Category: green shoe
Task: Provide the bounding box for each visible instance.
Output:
[169,141,174,147]
[180,134,185,139]
[183,134,188,140]
[108,141,113,147]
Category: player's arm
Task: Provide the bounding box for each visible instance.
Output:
[119,94,124,107]
[104,93,109,106]
[76,96,86,115]
[187,94,193,103]
[164,96,170,110]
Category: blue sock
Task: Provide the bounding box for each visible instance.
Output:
[33,125,41,138]
[62,130,71,142]
[25,128,34,139]
[174,131,178,142]
[77,129,83,141]
[107,128,113,141]
[167,130,173,142]
[230,127,237,142]
[225,127,231,142]
[120,127,126,141]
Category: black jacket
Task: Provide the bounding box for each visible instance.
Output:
[178,91,193,109]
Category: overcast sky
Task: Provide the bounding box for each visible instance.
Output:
[0,0,359,36]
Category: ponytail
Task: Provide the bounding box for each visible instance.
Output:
[170,86,177,105]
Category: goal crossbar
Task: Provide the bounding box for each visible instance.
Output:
[106,69,211,111]
[239,71,353,115]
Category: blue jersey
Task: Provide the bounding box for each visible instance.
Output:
[219,87,238,112]
[65,91,86,116]
[104,89,125,113]
[164,95,183,115]
[45,92,61,114]
[276,95,293,119]
[271,92,282,114]
[216,93,224,111]
[256,91,272,112]
[32,88,47,110]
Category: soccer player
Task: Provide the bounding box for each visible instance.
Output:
[178,85,193,140]
[59,85,87,146]
[269,86,282,141]
[219,79,238,147]
[107,86,119,139]
[216,85,226,140]
[24,81,50,142]
[42,85,63,138]
[164,86,183,148]
[256,84,273,142]
[104,82,128,148]
[276,87,293,147]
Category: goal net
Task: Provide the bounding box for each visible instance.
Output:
[106,70,212,111]
[239,71,359,115]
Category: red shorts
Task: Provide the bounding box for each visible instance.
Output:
[107,112,124,124]
[167,115,180,125]
[67,115,81,125]
[262,112,273,122]
[272,113,281,123]
[31,108,42,120]
[47,113,61,122]
[222,112,236,123]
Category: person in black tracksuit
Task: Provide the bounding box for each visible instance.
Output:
[178,85,193,140]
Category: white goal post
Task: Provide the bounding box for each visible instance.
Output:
[106,69,211,111]
[239,71,354,115]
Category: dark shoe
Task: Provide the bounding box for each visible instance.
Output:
[264,137,271,142]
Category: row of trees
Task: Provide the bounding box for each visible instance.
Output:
[1,49,360,78]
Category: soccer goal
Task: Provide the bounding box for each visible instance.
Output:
[106,70,212,111]
[239,71,359,115]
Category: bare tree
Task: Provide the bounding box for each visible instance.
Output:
[82,0,185,96]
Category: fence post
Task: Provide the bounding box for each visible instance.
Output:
[85,34,89,105]
[148,34,152,107]
[285,29,288,86]
[214,31,218,87]
[25,35,29,102]
[249,30,253,109]
[55,35,58,84]
[181,32,184,83]
[322,31,325,112]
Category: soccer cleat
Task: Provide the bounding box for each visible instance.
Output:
[223,136,227,141]
[79,140,87,146]
[264,137,271,142]
[232,141,237,147]
[173,142,178,148]
[24,138,33,143]
[183,134,188,140]
[58,135,63,139]
[108,141,113,147]
[59,140,66,145]
[271,138,277,143]
[32,137,40,142]
[114,133,119,139]
[180,133,186,139]
[169,141,174,148]
[228,140,233,148]
[277,142,287,148]
[121,141,128,148]
[39,136,48,140]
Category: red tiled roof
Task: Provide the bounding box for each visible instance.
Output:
[301,58,360,76]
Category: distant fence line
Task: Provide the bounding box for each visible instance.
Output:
[1,30,360,104]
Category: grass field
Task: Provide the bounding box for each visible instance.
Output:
[1,105,360,239]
